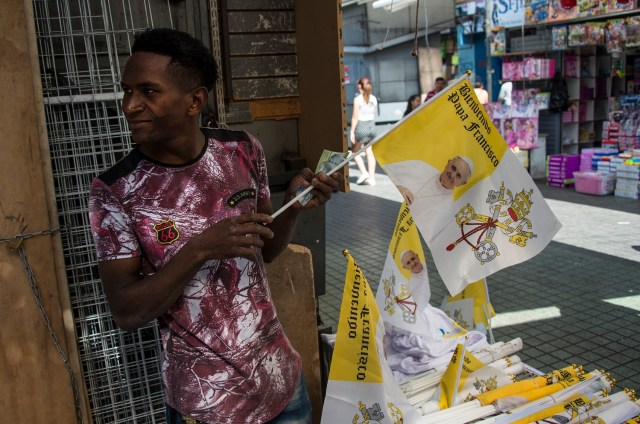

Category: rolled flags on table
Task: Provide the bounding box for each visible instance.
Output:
[320,251,423,424]
[420,342,514,417]
[421,366,588,422]
[372,72,562,296]
[489,369,614,424]
[513,389,635,424]
[435,343,500,409]
[476,365,583,407]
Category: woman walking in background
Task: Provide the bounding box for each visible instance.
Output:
[350,77,378,185]
[403,94,421,117]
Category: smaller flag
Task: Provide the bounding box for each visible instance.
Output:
[429,342,493,410]
[321,251,422,424]
[375,202,432,336]
[443,279,496,330]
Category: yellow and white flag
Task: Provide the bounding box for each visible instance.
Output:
[372,74,562,296]
[321,252,422,423]
[428,342,506,411]
[375,202,433,335]
[442,279,496,330]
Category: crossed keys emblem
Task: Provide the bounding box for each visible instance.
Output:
[446,182,537,264]
[382,273,417,324]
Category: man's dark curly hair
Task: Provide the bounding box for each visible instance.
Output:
[132,28,217,92]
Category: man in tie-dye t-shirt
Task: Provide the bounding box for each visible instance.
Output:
[89,28,342,424]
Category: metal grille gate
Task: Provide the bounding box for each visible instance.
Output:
[32,1,175,422]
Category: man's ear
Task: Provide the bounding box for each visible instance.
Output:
[188,86,209,116]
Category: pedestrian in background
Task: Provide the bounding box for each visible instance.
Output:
[474,81,489,105]
[498,80,513,106]
[403,94,421,117]
[350,76,378,185]
[424,77,446,102]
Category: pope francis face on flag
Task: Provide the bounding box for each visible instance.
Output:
[439,156,473,190]
[392,156,474,205]
[401,250,424,274]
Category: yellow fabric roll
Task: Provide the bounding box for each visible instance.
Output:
[475,365,580,406]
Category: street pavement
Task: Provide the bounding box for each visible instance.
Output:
[319,161,640,392]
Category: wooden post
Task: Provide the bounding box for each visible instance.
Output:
[0,1,90,422]
[295,0,348,191]
[265,244,323,424]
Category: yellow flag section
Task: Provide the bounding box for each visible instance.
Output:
[443,279,496,328]
[433,343,487,410]
[373,75,562,296]
[375,202,433,336]
[321,252,422,424]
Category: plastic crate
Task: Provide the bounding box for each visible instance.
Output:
[574,172,616,196]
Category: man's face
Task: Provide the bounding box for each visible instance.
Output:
[435,79,446,92]
[120,52,193,146]
[401,251,424,274]
[440,157,472,189]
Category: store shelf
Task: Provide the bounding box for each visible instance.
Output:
[503,78,552,83]
[561,50,611,152]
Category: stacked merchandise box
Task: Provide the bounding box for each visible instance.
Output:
[547,154,580,187]
[523,57,556,80]
[579,148,617,171]
[591,148,619,171]
[610,156,625,174]
[579,149,595,171]
[502,61,524,81]
[615,162,640,199]
[574,171,616,195]
[601,117,621,150]
[596,157,614,174]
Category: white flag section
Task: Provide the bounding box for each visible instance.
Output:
[373,75,562,296]
[321,252,423,424]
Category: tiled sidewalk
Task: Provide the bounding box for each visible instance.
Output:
[319,163,640,392]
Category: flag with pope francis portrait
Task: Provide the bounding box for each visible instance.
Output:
[372,73,561,297]
[374,202,434,336]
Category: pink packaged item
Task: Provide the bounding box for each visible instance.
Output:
[512,62,524,80]
[564,55,579,77]
[574,172,616,195]
[524,57,542,80]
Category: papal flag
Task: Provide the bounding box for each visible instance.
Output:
[442,278,496,331]
[321,251,422,424]
[421,342,512,415]
[375,203,490,378]
[372,72,562,296]
[375,202,433,335]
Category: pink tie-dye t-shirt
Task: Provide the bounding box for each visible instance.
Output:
[89,129,300,423]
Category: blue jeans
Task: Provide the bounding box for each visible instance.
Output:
[266,374,312,424]
[165,374,312,424]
